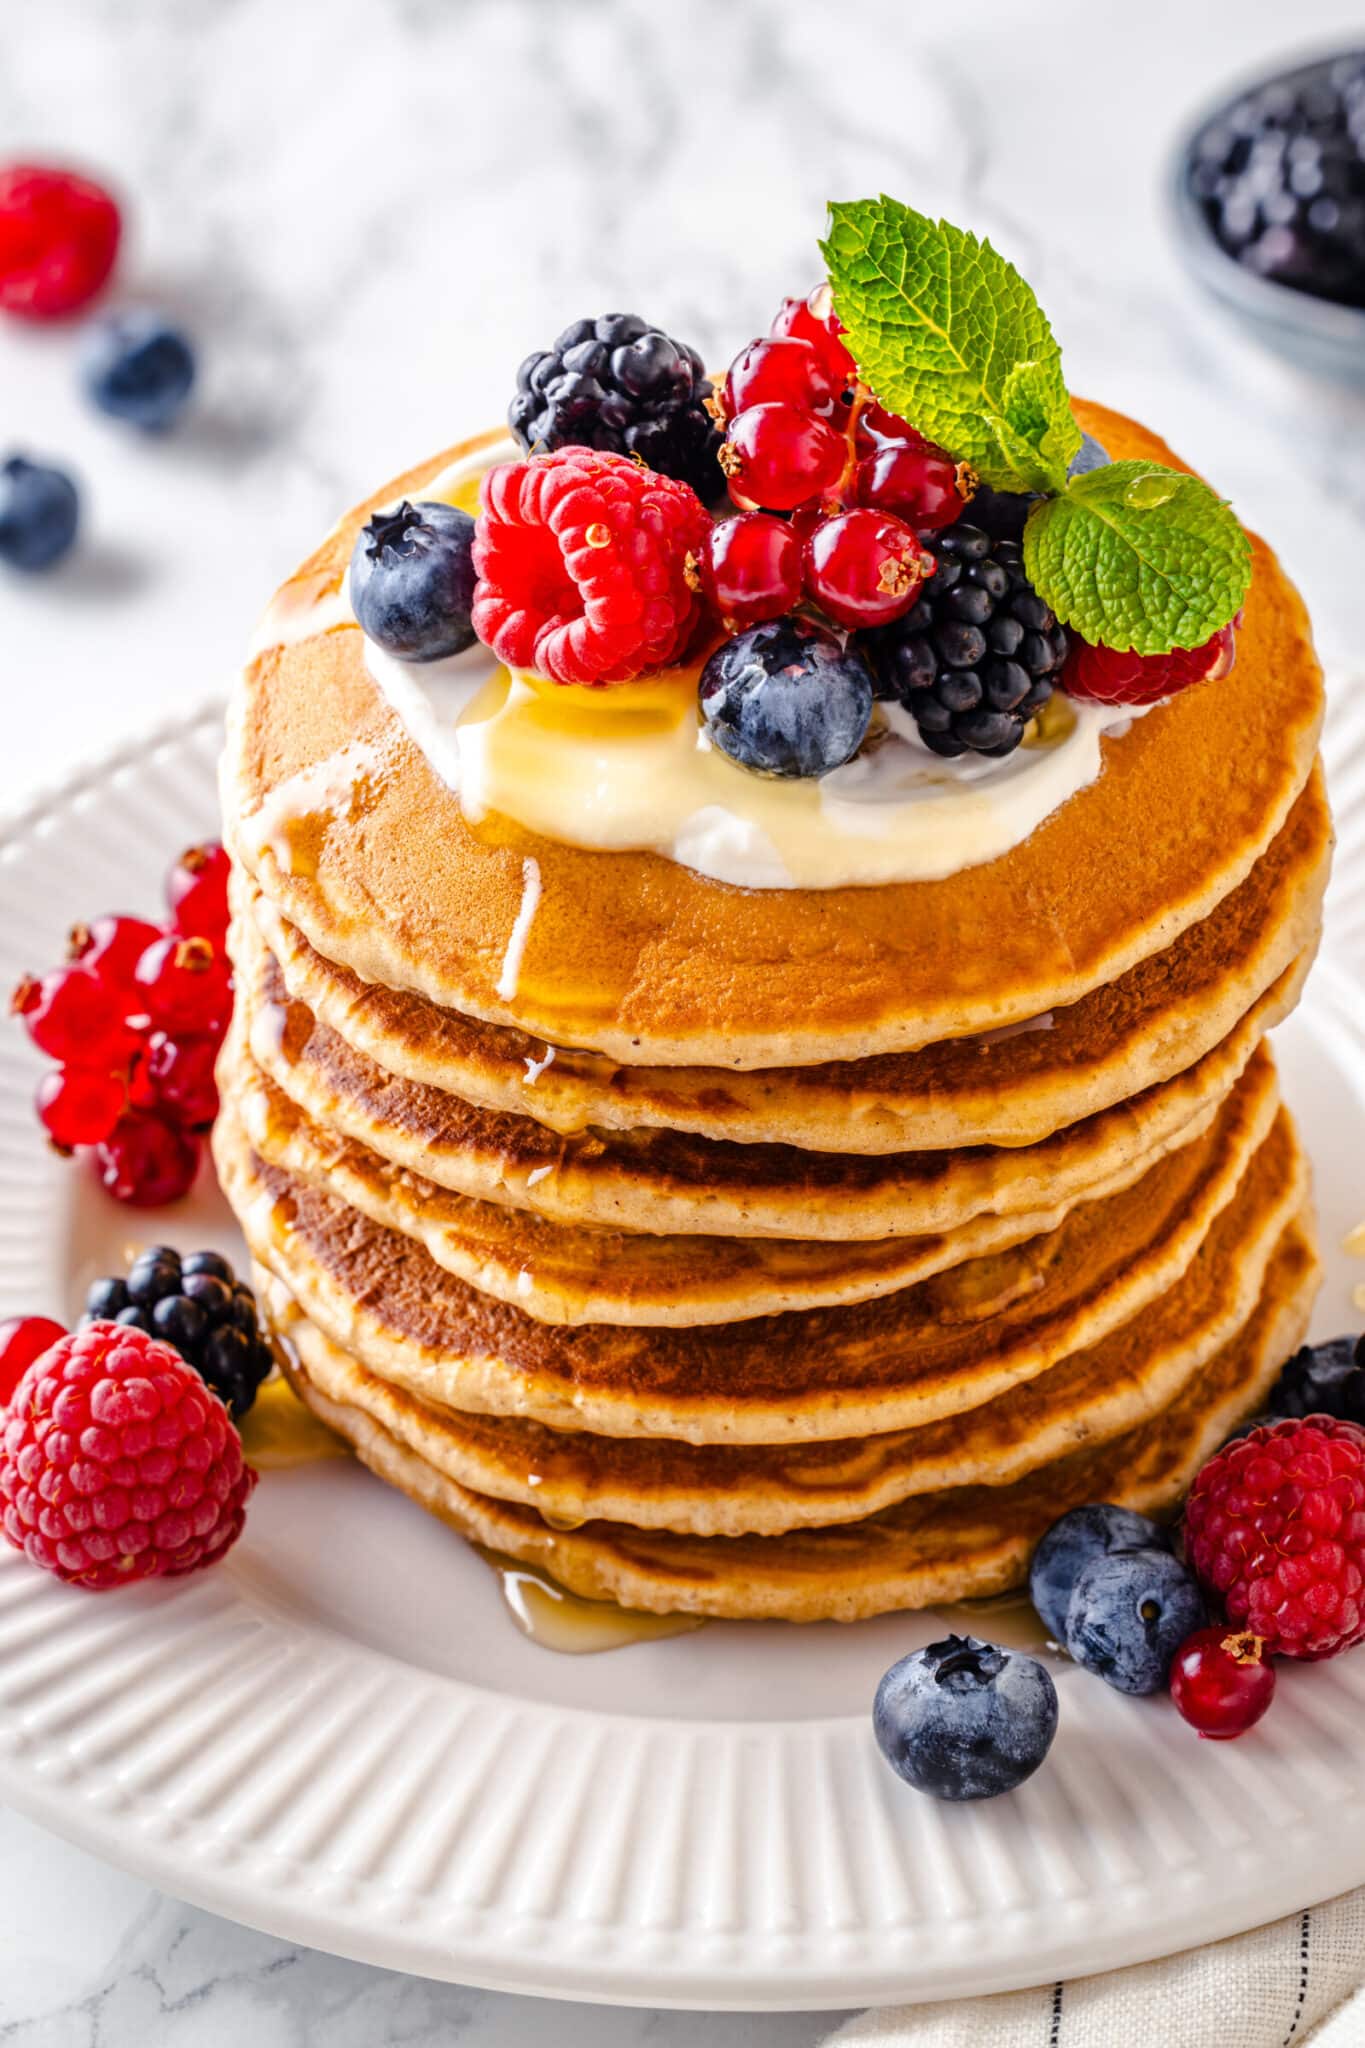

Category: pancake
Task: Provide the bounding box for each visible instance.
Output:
[223,1027,1242,1327]
[214,1048,1284,1445]
[241,762,1330,1153]
[223,402,1324,1068]
[274,1211,1319,1620]
[226,1009,1293,1328]
[254,1104,1306,1536]
[236,909,1297,1242]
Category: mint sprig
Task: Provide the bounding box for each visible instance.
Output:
[1022,462,1252,655]
[820,197,1078,494]
[819,196,1252,654]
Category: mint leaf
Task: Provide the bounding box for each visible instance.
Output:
[820,197,1079,493]
[1022,461,1251,654]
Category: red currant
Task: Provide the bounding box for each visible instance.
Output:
[720,404,845,512]
[68,913,162,998]
[856,442,976,533]
[132,933,232,1036]
[94,1113,200,1208]
[167,840,231,943]
[694,514,801,630]
[139,1031,221,1130]
[35,1066,126,1151]
[802,508,935,629]
[0,1315,66,1406]
[722,337,836,420]
[1063,622,1237,707]
[10,965,138,1071]
[1170,1627,1276,1740]
[770,286,857,386]
[0,164,121,321]
[855,400,930,452]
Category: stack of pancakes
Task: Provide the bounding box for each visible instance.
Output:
[216,402,1331,1622]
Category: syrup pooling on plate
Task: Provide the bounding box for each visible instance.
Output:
[929,1590,1070,1665]
[246,438,1152,892]
[240,1368,352,1469]
[475,1547,707,1654]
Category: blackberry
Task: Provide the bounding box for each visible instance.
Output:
[1268,1335,1365,1424]
[861,522,1068,758]
[82,1246,273,1420]
[969,431,1107,546]
[508,313,724,505]
[1190,54,1365,307]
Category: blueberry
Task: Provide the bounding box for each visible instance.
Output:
[82,313,196,430]
[1268,1336,1365,1421]
[0,455,79,571]
[85,1275,129,1321]
[181,1250,233,1283]
[1065,1547,1206,1695]
[699,617,873,779]
[349,500,477,662]
[151,1293,209,1359]
[1029,1503,1169,1642]
[873,1635,1058,1801]
[1067,432,1110,478]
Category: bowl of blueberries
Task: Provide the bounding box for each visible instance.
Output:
[1173,46,1365,381]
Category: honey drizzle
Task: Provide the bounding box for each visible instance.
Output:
[474,1547,707,1654]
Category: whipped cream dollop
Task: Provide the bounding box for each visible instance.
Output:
[253,438,1148,892]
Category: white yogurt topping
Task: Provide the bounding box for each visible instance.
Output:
[252,437,1150,892]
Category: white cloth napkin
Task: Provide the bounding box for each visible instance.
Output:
[822,1888,1365,2047]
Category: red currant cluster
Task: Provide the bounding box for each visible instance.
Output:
[10,842,232,1207]
[695,285,976,634]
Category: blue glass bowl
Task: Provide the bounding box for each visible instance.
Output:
[1171,47,1365,383]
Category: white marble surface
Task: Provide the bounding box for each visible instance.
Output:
[2,0,1365,2037]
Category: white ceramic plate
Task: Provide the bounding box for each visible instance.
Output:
[0,696,1364,2012]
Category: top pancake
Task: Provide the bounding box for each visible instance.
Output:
[223,402,1325,1068]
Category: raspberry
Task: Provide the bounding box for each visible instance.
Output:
[0,165,121,321]
[471,448,710,686]
[0,1321,255,1589]
[1185,1416,1365,1660]
[1063,622,1237,706]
